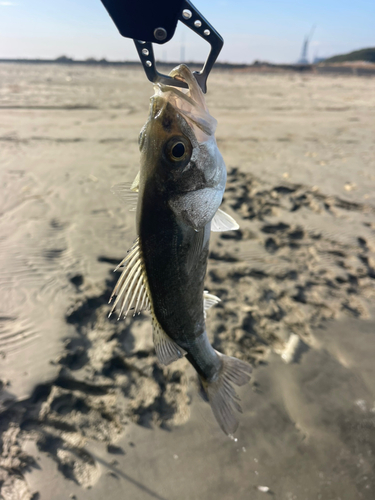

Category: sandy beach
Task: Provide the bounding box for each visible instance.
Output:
[1,63,375,500]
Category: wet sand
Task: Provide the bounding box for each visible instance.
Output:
[0,64,375,499]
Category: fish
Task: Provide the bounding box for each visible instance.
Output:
[109,64,252,435]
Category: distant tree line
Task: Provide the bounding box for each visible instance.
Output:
[324,47,375,64]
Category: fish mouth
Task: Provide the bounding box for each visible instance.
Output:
[157,64,204,109]
[168,65,201,94]
[152,64,217,139]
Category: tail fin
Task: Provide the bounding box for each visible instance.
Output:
[201,352,252,435]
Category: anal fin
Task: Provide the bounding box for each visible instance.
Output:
[152,317,186,365]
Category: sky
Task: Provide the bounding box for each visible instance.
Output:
[0,0,374,64]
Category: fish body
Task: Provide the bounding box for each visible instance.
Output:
[110,65,251,434]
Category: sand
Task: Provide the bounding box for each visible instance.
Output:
[0,63,375,500]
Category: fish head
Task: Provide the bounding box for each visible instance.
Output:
[139,65,226,230]
[139,93,195,182]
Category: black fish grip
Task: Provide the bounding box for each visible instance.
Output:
[100,0,223,93]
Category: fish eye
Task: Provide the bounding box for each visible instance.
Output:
[171,142,185,159]
[165,136,192,165]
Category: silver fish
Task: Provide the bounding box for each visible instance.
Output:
[110,65,251,435]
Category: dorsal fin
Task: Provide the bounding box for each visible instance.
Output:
[211,209,239,232]
[109,238,150,319]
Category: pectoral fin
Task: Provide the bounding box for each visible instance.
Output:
[211,209,239,232]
